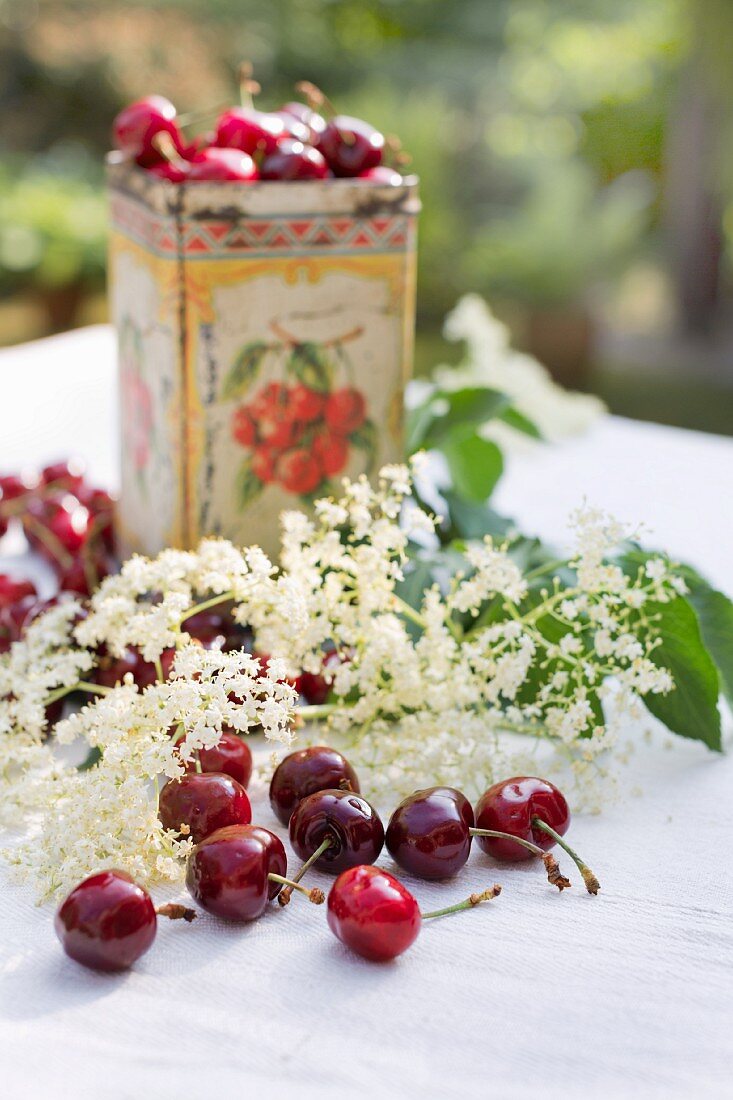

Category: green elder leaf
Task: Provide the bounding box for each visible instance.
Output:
[441,490,512,541]
[350,419,378,474]
[679,566,733,706]
[442,430,504,502]
[288,343,333,393]
[222,342,269,400]
[420,387,510,449]
[236,460,265,510]
[498,406,542,439]
[641,596,722,751]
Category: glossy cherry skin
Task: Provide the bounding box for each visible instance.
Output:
[317,116,384,177]
[113,95,184,164]
[0,575,37,608]
[327,865,421,962]
[269,746,360,826]
[278,102,327,143]
[186,824,287,920]
[95,646,158,690]
[187,148,259,182]
[358,166,403,185]
[55,870,156,972]
[474,776,571,862]
[289,789,384,874]
[261,140,329,181]
[179,730,253,788]
[214,108,287,157]
[158,772,251,843]
[386,787,474,881]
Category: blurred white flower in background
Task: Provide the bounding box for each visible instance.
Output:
[429,294,606,444]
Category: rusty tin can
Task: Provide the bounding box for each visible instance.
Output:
[106,158,419,559]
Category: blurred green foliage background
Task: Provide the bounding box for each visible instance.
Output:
[1,0,733,430]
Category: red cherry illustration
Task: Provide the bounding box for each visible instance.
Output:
[276,449,322,495]
[327,865,421,962]
[324,388,366,434]
[232,406,257,447]
[257,411,303,450]
[55,869,157,972]
[251,447,278,485]
[289,384,324,423]
[249,382,290,419]
[312,429,349,478]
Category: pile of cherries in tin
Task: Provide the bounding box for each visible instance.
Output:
[56,743,600,972]
[112,65,407,185]
[0,459,116,652]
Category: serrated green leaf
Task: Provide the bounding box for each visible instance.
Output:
[642,596,722,751]
[288,343,333,393]
[421,388,510,449]
[350,419,378,474]
[442,430,504,502]
[679,567,733,706]
[498,406,543,439]
[236,460,265,510]
[222,342,269,401]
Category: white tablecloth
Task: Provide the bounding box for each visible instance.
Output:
[0,326,731,1099]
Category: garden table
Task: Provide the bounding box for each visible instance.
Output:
[0,325,731,1099]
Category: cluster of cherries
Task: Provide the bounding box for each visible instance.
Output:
[0,459,116,653]
[112,66,405,185]
[232,379,368,496]
[56,741,600,971]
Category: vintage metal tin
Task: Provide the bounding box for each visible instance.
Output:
[106,158,419,559]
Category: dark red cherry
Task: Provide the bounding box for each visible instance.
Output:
[0,575,37,608]
[159,771,251,844]
[474,776,570,862]
[147,159,191,182]
[179,730,253,789]
[186,824,287,920]
[40,458,86,493]
[187,148,259,182]
[57,552,112,596]
[358,166,403,185]
[269,746,360,826]
[113,95,185,165]
[289,788,383,874]
[214,108,287,157]
[327,865,421,962]
[386,787,474,881]
[261,140,329,181]
[95,646,158,690]
[278,101,327,143]
[55,869,156,972]
[317,116,384,177]
[0,473,31,505]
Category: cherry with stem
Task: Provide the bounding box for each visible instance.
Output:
[278,835,333,906]
[422,884,502,919]
[532,818,600,895]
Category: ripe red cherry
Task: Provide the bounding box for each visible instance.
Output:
[0,473,31,504]
[76,486,116,553]
[261,140,329,181]
[386,787,475,881]
[289,788,384,874]
[317,116,384,177]
[187,148,259,182]
[113,96,184,165]
[95,646,158,690]
[148,159,191,182]
[298,649,350,705]
[324,388,366,434]
[55,869,156,972]
[57,552,111,597]
[358,166,403,185]
[41,458,86,492]
[327,865,421,962]
[278,101,327,143]
[269,746,360,826]
[179,730,253,789]
[276,449,322,495]
[474,776,570,862]
[312,429,349,478]
[214,108,287,157]
[232,406,257,447]
[186,824,287,920]
[0,575,37,608]
[159,771,251,844]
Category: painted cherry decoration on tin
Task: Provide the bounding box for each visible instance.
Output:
[269,745,360,826]
[475,776,600,894]
[158,771,252,843]
[327,865,502,962]
[186,824,323,921]
[55,869,194,973]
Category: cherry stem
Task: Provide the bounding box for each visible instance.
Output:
[532,818,600,895]
[238,61,260,109]
[278,835,333,907]
[152,132,186,168]
[268,873,325,905]
[422,884,502,920]
[469,827,545,859]
[155,903,197,922]
[294,80,336,120]
[178,100,231,127]
[21,513,73,570]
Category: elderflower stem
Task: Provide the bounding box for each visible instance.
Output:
[298,704,338,722]
[422,884,501,919]
[44,680,112,706]
[154,656,164,682]
[177,591,235,625]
